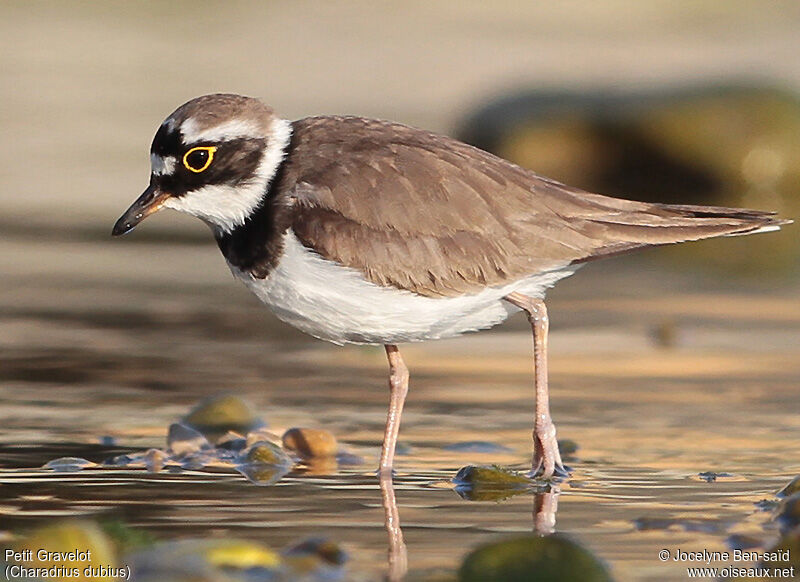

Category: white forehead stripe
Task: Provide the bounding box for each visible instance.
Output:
[151,154,177,176]
[180,117,264,144]
[162,117,293,233]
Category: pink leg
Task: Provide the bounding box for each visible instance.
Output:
[505,292,568,478]
[379,345,409,476]
[380,474,408,580]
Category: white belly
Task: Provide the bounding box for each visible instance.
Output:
[228,231,578,345]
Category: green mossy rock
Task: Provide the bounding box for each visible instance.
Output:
[459,535,613,582]
[454,465,530,487]
[453,465,532,502]
[244,441,291,466]
[182,395,264,440]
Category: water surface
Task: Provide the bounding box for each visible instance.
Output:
[1,233,799,581]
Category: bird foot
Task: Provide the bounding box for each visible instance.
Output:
[528,462,571,481]
[528,417,571,480]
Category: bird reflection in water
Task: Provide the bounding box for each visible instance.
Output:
[380,475,409,581]
[379,474,560,580]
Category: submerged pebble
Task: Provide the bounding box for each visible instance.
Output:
[282,428,338,458]
[167,422,210,457]
[182,394,265,440]
[458,535,612,582]
[42,457,96,472]
[35,397,294,487]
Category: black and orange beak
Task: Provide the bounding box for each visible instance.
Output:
[112,184,171,236]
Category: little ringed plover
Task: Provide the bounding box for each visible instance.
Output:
[113,94,790,478]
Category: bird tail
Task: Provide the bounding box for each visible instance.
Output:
[571,198,792,263]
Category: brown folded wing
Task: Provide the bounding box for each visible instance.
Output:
[279,116,786,297]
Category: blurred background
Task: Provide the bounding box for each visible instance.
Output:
[1,2,799,581]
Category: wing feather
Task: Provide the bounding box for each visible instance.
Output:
[273,116,787,297]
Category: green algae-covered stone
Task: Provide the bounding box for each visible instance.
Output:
[459,535,613,582]
[452,465,532,502]
[237,441,293,486]
[182,395,264,440]
[244,441,291,466]
[454,465,530,487]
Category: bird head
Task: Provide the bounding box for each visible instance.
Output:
[112,94,290,237]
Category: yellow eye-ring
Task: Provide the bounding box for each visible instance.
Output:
[183,146,217,173]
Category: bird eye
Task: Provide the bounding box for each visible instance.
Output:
[183,146,217,173]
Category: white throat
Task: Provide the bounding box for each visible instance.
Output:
[162,117,292,234]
